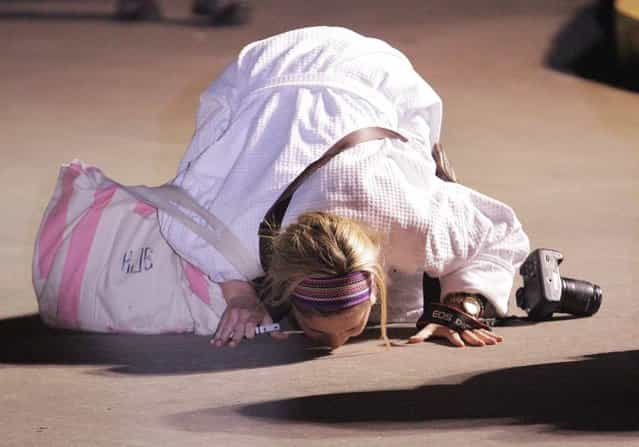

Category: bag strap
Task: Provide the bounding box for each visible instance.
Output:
[113,127,407,282]
[258,126,407,273]
[113,183,259,279]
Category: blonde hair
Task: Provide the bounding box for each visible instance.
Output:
[262,211,389,346]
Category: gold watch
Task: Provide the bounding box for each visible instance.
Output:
[443,293,486,318]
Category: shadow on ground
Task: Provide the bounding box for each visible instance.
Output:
[1,312,594,375]
[0,313,425,374]
[545,0,639,93]
[0,314,329,374]
[168,350,639,437]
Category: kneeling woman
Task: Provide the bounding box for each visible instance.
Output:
[162,26,530,348]
[33,27,530,349]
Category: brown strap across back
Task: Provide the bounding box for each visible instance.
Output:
[258,126,407,273]
[254,129,491,332]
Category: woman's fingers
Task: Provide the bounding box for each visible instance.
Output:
[409,324,464,347]
[462,329,504,346]
[408,323,503,348]
[476,328,504,344]
[243,320,257,340]
[212,305,276,347]
[408,323,437,343]
[461,330,486,346]
[211,310,238,347]
[212,308,252,347]
[228,321,247,347]
[444,329,465,347]
[211,305,292,347]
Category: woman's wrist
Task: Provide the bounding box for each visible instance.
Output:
[220,280,258,306]
[442,292,486,318]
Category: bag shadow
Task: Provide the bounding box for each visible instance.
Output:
[0,313,327,375]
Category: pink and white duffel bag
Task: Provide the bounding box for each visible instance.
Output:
[32,161,228,335]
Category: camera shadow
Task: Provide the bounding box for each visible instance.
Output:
[166,350,638,437]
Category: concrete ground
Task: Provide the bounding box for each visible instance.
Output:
[1,0,638,446]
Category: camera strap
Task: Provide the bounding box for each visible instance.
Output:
[416,302,492,332]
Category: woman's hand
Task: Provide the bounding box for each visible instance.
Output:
[408,323,503,347]
[212,280,287,348]
[211,295,265,348]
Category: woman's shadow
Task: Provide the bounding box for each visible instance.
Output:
[0,313,330,375]
[0,310,584,375]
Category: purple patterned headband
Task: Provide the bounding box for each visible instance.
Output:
[291,271,372,312]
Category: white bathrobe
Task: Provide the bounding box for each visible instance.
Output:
[158,27,530,321]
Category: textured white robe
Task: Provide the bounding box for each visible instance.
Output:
[158,27,530,320]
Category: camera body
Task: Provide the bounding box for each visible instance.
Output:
[516,248,602,320]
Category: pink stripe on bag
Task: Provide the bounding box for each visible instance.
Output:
[38,164,82,279]
[133,200,156,217]
[57,184,117,328]
[183,262,211,305]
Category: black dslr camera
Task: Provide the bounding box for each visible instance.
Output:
[516,249,602,321]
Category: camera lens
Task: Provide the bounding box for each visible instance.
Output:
[559,277,603,317]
